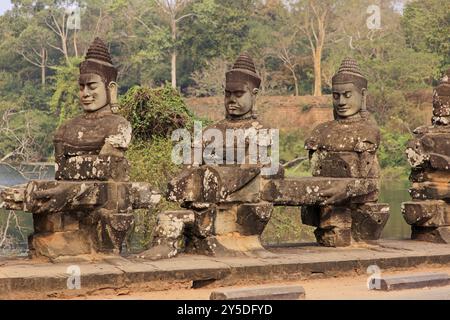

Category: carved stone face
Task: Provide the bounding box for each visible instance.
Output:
[79,73,108,112]
[224,83,256,118]
[332,83,365,118]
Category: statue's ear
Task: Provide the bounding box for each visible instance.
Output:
[252,88,260,96]
[361,88,367,111]
[108,82,118,104]
[361,88,367,97]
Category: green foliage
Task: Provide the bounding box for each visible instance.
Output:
[120,85,195,140]
[402,0,450,71]
[0,102,55,162]
[279,129,308,163]
[49,57,83,124]
[126,138,181,193]
[262,207,315,244]
[378,127,412,169]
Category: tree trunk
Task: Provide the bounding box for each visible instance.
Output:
[41,47,46,87]
[171,19,177,89]
[73,29,79,58]
[292,69,299,96]
[313,46,322,97]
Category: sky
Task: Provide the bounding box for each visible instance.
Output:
[0,0,411,17]
[0,0,13,16]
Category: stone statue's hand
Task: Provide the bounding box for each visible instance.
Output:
[320,181,349,206]
[31,184,74,213]
[100,142,125,157]
[33,184,73,202]
[33,188,60,200]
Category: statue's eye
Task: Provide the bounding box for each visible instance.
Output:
[225,91,231,97]
[333,93,340,100]
[88,84,98,90]
[235,91,244,98]
[345,92,352,98]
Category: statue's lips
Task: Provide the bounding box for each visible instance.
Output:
[227,105,239,110]
[81,100,95,105]
[337,106,349,112]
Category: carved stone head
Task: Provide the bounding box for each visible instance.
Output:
[79,38,118,113]
[432,68,450,125]
[332,58,368,119]
[225,53,261,120]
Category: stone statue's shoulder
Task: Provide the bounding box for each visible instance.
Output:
[305,118,381,152]
[53,114,85,142]
[102,114,132,149]
[103,113,131,132]
[304,120,334,151]
[205,118,265,133]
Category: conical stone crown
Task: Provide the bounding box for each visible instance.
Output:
[226,53,261,89]
[332,57,368,90]
[232,53,258,75]
[80,38,118,84]
[85,37,114,65]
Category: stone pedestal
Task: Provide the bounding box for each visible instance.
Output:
[402,70,450,244]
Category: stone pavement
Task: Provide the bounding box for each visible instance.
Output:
[1,240,450,299]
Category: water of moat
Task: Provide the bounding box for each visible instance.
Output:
[0,164,412,256]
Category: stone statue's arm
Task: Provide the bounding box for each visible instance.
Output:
[101,121,132,157]
[355,124,381,153]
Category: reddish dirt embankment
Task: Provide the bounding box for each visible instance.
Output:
[186,95,333,132]
[186,90,435,133]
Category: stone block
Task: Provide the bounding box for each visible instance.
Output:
[155,210,195,240]
[429,153,450,170]
[214,206,239,235]
[374,273,450,291]
[193,207,216,237]
[407,134,450,165]
[236,203,273,236]
[130,183,161,209]
[410,182,450,201]
[63,213,80,231]
[168,168,205,203]
[314,227,352,247]
[409,169,450,183]
[33,212,63,233]
[352,203,390,241]
[168,166,262,205]
[261,177,379,206]
[433,84,450,117]
[402,201,450,227]
[411,226,450,244]
[311,151,380,178]
[210,285,306,300]
[0,186,26,211]
[223,174,261,203]
[319,206,352,229]
[56,155,130,181]
[24,181,108,214]
[31,230,93,259]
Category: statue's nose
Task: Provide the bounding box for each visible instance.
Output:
[82,88,91,97]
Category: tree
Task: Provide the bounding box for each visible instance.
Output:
[402,0,450,71]
[14,23,54,87]
[154,0,195,89]
[295,0,336,96]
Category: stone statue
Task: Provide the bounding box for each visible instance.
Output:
[403,68,450,243]
[300,58,390,247]
[138,54,282,260]
[0,38,159,260]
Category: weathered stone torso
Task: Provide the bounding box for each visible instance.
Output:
[305,117,381,179]
[54,110,131,157]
